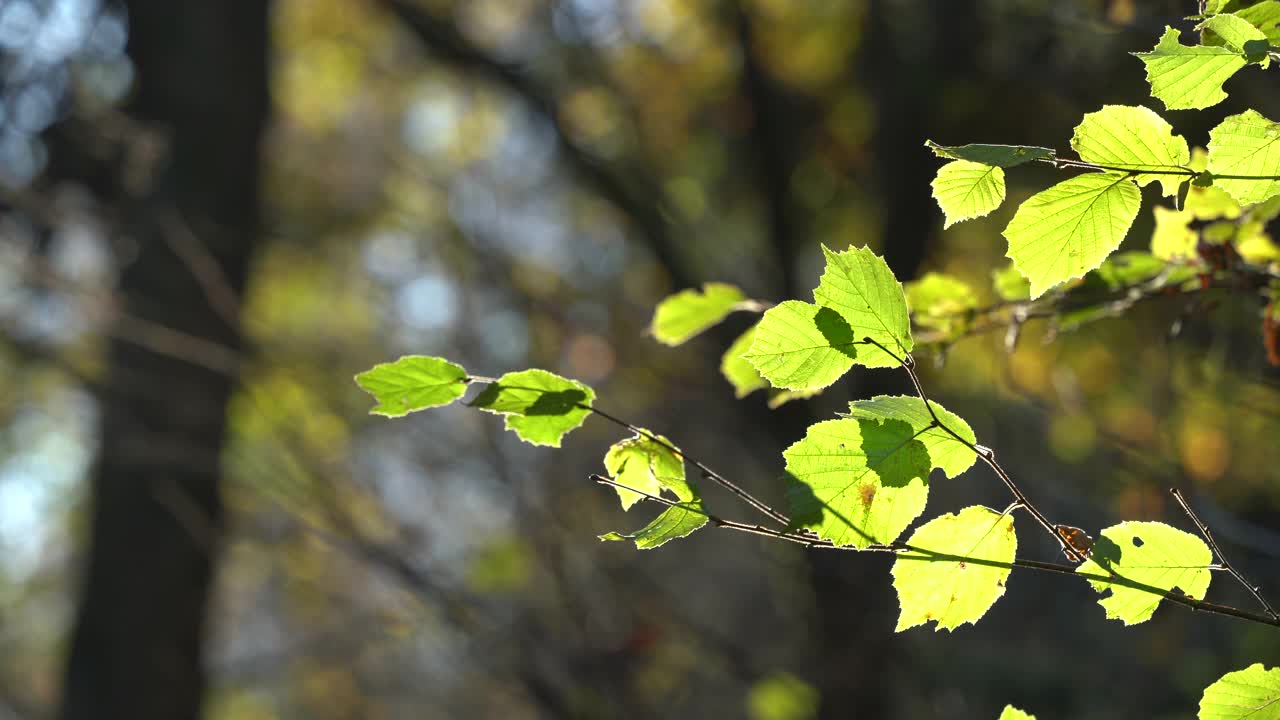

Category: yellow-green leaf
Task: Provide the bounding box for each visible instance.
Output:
[470,369,594,447]
[1003,173,1141,298]
[1199,663,1280,720]
[1076,521,1213,625]
[1207,110,1280,205]
[354,355,469,417]
[931,160,1006,228]
[892,506,1017,632]
[1070,105,1190,197]
[1135,27,1248,110]
[651,282,749,346]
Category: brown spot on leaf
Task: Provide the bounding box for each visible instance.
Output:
[858,484,876,508]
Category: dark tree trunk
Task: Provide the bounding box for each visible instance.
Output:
[807,2,981,717]
[59,3,270,719]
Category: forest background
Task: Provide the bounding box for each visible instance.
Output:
[1,0,1278,718]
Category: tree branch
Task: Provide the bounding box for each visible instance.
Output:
[380,0,695,288]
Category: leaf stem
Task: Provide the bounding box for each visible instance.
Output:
[1170,488,1280,620]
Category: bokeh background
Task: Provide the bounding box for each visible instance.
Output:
[2,0,1280,718]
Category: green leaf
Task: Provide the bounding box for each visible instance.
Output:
[931,160,1006,228]
[745,301,859,391]
[1199,12,1271,64]
[1199,664,1280,720]
[1070,105,1190,197]
[1151,184,1242,260]
[721,324,769,398]
[892,506,1017,632]
[998,707,1037,720]
[603,430,686,510]
[812,245,914,366]
[354,355,469,417]
[651,282,749,346]
[470,369,594,447]
[841,395,978,478]
[1003,173,1142,298]
[991,263,1031,301]
[1207,110,1280,205]
[906,272,980,333]
[1076,521,1213,625]
[1134,27,1248,110]
[747,672,820,720]
[785,396,976,548]
[600,431,707,549]
[1091,251,1170,289]
[1235,1,1280,44]
[925,141,1055,167]
[600,500,708,550]
[783,417,930,548]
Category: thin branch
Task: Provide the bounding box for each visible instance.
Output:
[380,0,694,288]
[458,376,791,526]
[592,475,1280,628]
[859,337,1087,562]
[1171,488,1280,620]
[159,208,243,330]
[585,404,792,527]
[1038,155,1280,181]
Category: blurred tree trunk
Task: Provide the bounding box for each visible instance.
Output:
[807,2,980,716]
[59,3,270,719]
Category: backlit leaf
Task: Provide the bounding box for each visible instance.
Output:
[721,324,769,398]
[745,301,858,391]
[931,160,1006,228]
[599,501,708,550]
[1003,173,1142,298]
[1234,1,1280,44]
[601,431,707,549]
[470,369,594,447]
[1076,521,1213,625]
[892,506,1017,631]
[1199,12,1270,64]
[1207,110,1280,205]
[355,355,469,417]
[991,263,1031,301]
[841,395,978,478]
[812,245,913,366]
[998,706,1037,720]
[651,282,749,346]
[906,272,980,333]
[784,417,930,548]
[1070,105,1190,197]
[603,430,685,510]
[1199,664,1280,720]
[1135,27,1248,110]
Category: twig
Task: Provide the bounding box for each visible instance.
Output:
[1171,488,1280,620]
[159,208,243,330]
[1039,155,1280,181]
[592,475,1280,628]
[459,376,791,527]
[859,337,1088,562]
[586,405,792,527]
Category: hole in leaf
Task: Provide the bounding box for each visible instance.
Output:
[1132,536,1144,548]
